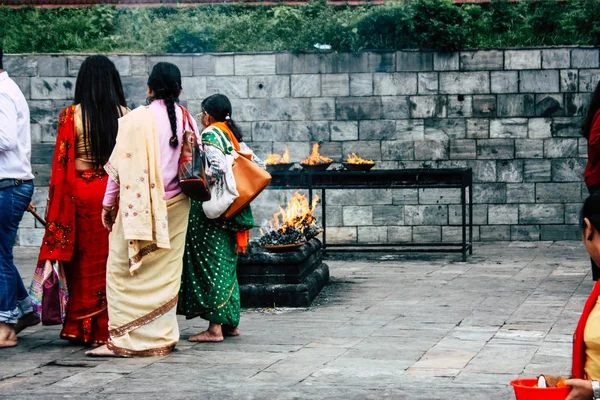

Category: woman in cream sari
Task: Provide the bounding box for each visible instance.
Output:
[87,62,197,357]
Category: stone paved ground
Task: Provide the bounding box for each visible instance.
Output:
[0,242,593,399]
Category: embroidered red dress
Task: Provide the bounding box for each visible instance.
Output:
[573,280,600,378]
[37,105,110,344]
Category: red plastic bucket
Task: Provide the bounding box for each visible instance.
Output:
[510,378,571,400]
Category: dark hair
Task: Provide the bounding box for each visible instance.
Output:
[0,43,3,70]
[582,192,600,233]
[74,55,127,168]
[201,94,243,142]
[582,80,600,139]
[147,62,182,148]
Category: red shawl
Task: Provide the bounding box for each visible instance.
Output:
[573,279,600,378]
[37,105,77,262]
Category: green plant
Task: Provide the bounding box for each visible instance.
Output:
[412,0,469,51]
[355,4,416,50]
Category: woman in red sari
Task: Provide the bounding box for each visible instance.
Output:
[36,55,127,345]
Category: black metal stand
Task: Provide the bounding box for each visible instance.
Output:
[268,168,473,261]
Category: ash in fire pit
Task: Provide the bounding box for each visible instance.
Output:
[259,192,322,248]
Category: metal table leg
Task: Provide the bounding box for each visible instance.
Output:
[461,185,466,262]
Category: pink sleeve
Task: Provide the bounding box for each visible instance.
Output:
[102,176,119,207]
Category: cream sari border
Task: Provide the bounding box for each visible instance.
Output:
[107,340,175,357]
[109,295,178,338]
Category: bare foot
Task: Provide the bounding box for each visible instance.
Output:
[188,330,224,342]
[222,325,240,337]
[0,323,18,348]
[85,344,120,357]
[14,312,40,334]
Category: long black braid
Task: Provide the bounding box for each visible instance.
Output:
[147,62,182,148]
[201,94,243,142]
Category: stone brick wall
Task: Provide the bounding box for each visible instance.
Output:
[6,48,598,246]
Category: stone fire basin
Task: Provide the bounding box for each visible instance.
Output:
[237,239,329,307]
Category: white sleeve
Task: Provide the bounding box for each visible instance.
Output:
[0,93,18,152]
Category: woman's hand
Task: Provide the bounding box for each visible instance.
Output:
[101,206,117,232]
[565,379,593,400]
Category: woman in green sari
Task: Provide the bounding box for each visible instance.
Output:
[178,94,263,342]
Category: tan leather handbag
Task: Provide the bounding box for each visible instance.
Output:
[222,150,271,219]
[178,107,211,201]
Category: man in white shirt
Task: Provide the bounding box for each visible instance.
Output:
[0,44,39,348]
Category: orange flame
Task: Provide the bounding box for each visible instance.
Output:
[347,153,375,165]
[268,192,319,233]
[265,147,290,165]
[301,143,333,165]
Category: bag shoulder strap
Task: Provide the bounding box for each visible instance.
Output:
[179,106,195,133]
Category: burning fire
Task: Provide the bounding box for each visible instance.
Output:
[260,192,322,246]
[265,147,290,165]
[301,143,333,165]
[347,153,375,165]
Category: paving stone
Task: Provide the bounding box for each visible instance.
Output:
[373,73,418,95]
[542,49,571,69]
[439,72,489,94]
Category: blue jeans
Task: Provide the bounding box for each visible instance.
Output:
[0,181,34,324]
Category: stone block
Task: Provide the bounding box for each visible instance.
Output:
[252,121,291,141]
[443,226,480,242]
[497,160,523,183]
[320,52,369,74]
[396,51,433,71]
[349,74,373,96]
[566,203,583,224]
[322,74,350,97]
[449,204,487,225]
[579,69,600,92]
[381,140,415,161]
[409,96,447,118]
[393,189,419,205]
[565,93,592,117]
[368,51,396,72]
[292,121,329,142]
[372,205,404,226]
[192,54,216,76]
[468,160,496,182]
[214,56,234,76]
[449,139,477,159]
[292,54,320,74]
[447,95,472,118]
[207,76,248,98]
[544,138,578,158]
[381,96,410,119]
[434,52,459,71]
[561,70,579,93]
[37,56,67,77]
[343,206,373,226]
[4,56,37,76]
[418,72,439,94]
[527,118,552,139]
[418,188,461,205]
[552,117,584,137]
[412,226,442,242]
[439,72,489,94]
[536,182,582,203]
[318,141,342,161]
[130,56,148,76]
[311,98,336,120]
[235,54,276,75]
[505,50,542,69]
[374,73,418,95]
[359,120,396,140]
[249,76,290,98]
[466,119,489,139]
[511,225,540,241]
[330,121,358,141]
[542,49,571,69]
[246,141,272,159]
[267,99,309,121]
[291,75,321,98]
[356,189,393,206]
[490,119,528,138]
[480,225,510,241]
[580,138,588,158]
[28,100,56,126]
[424,118,466,140]
[535,94,563,117]
[396,120,425,141]
[357,227,388,243]
[460,50,504,70]
[506,183,535,203]
[231,99,268,122]
[473,95,496,117]
[342,141,381,161]
[276,53,293,75]
[336,97,382,120]
[388,226,412,242]
[405,205,448,225]
[12,77,30,99]
[571,48,600,68]
[488,205,519,225]
[519,204,564,224]
[148,56,192,76]
[327,189,358,206]
[326,227,357,244]
[524,159,551,182]
[515,140,543,159]
[17,228,44,247]
[540,225,580,241]
[491,71,518,94]
[31,78,76,100]
[413,140,448,161]
[473,183,506,204]
[497,94,535,117]
[180,77,207,101]
[520,70,560,93]
[552,158,586,182]
[476,139,514,160]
